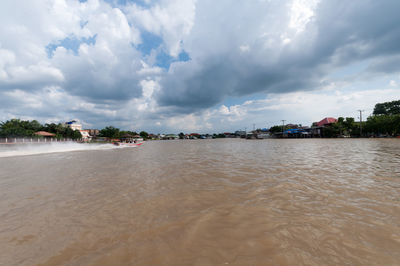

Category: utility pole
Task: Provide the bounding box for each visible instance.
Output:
[281,120,286,135]
[358,110,364,137]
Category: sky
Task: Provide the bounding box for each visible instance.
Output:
[1,0,400,133]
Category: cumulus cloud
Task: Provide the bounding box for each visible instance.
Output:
[1,0,400,132]
[156,0,400,113]
[124,0,196,57]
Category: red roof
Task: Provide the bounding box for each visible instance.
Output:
[317,117,337,127]
[35,131,56,137]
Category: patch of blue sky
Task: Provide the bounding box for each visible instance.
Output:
[136,31,163,55]
[328,60,370,79]
[136,31,191,69]
[155,50,191,69]
[46,35,97,58]
[350,76,396,91]
[80,20,88,28]
[221,93,266,108]
[102,0,151,8]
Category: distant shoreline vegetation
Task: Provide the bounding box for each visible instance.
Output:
[0,121,150,141]
[1,100,400,140]
[0,120,82,140]
[268,100,400,138]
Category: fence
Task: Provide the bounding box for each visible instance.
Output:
[0,138,77,144]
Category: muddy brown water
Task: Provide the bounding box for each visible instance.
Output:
[0,139,399,265]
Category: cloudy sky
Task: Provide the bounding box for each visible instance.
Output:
[1,0,400,133]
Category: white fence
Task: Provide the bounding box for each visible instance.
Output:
[0,138,76,144]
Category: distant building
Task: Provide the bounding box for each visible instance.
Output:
[148,134,159,140]
[235,130,246,137]
[87,129,99,137]
[189,133,200,139]
[65,120,82,131]
[163,134,179,140]
[286,124,299,129]
[35,131,56,138]
[317,117,337,127]
[223,132,236,138]
[79,130,91,141]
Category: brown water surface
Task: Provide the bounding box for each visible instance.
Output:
[0,139,399,265]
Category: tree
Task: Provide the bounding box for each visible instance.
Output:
[72,130,82,140]
[99,126,120,138]
[215,133,226,138]
[120,130,138,137]
[0,119,42,137]
[0,119,84,139]
[365,114,400,136]
[342,117,356,136]
[269,124,295,134]
[140,131,149,139]
[178,132,185,139]
[373,100,400,116]
[269,125,283,133]
[321,122,341,137]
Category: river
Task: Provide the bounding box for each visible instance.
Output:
[0,139,399,265]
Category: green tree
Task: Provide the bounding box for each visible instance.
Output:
[0,119,42,137]
[269,124,296,134]
[342,117,356,136]
[269,125,283,133]
[0,119,83,139]
[215,133,226,138]
[72,130,83,140]
[373,100,400,116]
[178,132,185,139]
[365,114,400,136]
[139,131,149,139]
[322,123,341,137]
[99,126,120,138]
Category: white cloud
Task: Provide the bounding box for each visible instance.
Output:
[125,0,196,56]
[239,45,250,52]
[1,0,400,134]
[207,87,400,131]
[288,0,319,34]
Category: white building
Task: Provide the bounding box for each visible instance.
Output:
[65,120,82,131]
[79,130,91,141]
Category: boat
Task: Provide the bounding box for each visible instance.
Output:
[113,139,144,147]
[118,142,143,147]
[113,134,144,147]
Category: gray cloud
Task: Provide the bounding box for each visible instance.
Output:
[1,0,400,132]
[156,0,400,113]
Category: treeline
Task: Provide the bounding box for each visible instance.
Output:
[269,117,360,137]
[0,120,151,140]
[365,100,400,136]
[0,119,82,139]
[269,99,400,137]
[319,117,361,137]
[98,126,149,139]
